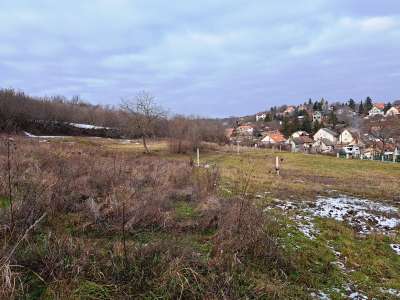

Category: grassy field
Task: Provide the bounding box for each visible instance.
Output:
[1,136,399,299]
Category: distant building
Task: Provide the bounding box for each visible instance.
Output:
[339,128,361,145]
[291,131,310,139]
[313,128,338,144]
[289,135,313,153]
[313,111,322,123]
[385,106,400,117]
[368,103,385,117]
[283,106,296,115]
[313,138,335,153]
[235,125,254,136]
[298,104,307,111]
[256,113,267,121]
[261,131,287,145]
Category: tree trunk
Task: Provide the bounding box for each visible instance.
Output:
[142,135,150,153]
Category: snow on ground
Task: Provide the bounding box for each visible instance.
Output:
[380,288,400,297]
[69,123,110,130]
[269,196,400,236]
[306,197,400,234]
[390,244,400,255]
[24,131,68,139]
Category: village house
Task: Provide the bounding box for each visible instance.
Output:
[291,130,310,139]
[313,128,338,144]
[313,138,335,153]
[338,128,362,145]
[255,112,267,121]
[298,104,307,111]
[368,103,385,117]
[312,111,322,123]
[385,106,400,117]
[283,106,296,115]
[261,130,287,145]
[235,125,254,136]
[289,135,313,153]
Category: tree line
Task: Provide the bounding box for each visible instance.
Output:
[0,88,227,151]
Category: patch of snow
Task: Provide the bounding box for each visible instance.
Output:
[119,139,132,144]
[24,131,68,139]
[380,288,400,297]
[348,291,368,299]
[306,196,400,234]
[390,244,400,255]
[310,291,331,300]
[69,123,110,130]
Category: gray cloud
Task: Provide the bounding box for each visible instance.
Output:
[0,0,399,117]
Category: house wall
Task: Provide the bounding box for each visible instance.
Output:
[369,107,384,116]
[313,112,322,122]
[385,107,399,117]
[339,130,355,144]
[314,129,337,143]
[261,136,276,144]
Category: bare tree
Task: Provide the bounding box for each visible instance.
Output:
[365,117,400,155]
[121,91,166,153]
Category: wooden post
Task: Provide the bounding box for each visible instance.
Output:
[275,156,280,176]
[336,153,339,158]
[237,141,240,155]
[197,147,200,167]
[346,153,349,159]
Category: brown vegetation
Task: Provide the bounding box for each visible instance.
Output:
[0,137,295,299]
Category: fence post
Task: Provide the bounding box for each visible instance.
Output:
[197,147,200,167]
[275,156,280,176]
[237,141,240,155]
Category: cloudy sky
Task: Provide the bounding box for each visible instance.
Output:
[1,1,399,117]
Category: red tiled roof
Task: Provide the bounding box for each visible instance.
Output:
[374,103,385,110]
[267,131,286,143]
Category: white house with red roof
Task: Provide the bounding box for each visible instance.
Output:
[368,103,385,117]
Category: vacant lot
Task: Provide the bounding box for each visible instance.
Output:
[1,136,399,299]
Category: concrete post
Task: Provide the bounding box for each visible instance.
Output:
[197,148,200,167]
[275,156,280,176]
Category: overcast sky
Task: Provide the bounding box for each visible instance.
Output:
[1,1,399,117]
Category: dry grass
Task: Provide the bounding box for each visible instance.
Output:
[0,137,304,299]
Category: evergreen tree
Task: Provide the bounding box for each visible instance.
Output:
[384,102,392,113]
[312,120,322,134]
[320,98,325,110]
[348,98,356,111]
[301,114,312,133]
[282,117,291,137]
[365,97,373,111]
[291,116,301,133]
[308,98,312,105]
[328,110,338,128]
[358,101,364,115]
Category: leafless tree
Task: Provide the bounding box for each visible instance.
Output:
[121,91,166,153]
[366,116,400,154]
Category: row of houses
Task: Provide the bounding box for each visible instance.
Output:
[368,103,400,117]
[227,124,399,160]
